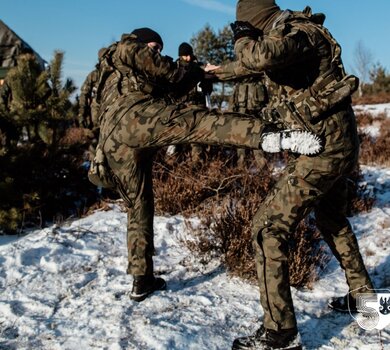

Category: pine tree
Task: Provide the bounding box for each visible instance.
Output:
[368,63,390,94]
[190,24,235,108]
[0,51,82,234]
[1,53,49,142]
[43,50,76,147]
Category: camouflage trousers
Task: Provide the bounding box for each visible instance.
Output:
[101,98,266,275]
[252,107,373,331]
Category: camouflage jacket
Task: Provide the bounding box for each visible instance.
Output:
[97,34,196,120]
[79,68,99,128]
[216,7,357,130]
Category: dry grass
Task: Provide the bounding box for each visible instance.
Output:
[358,116,390,167]
[153,151,331,288]
[288,217,330,288]
[153,148,257,216]
[59,127,94,147]
[353,92,390,105]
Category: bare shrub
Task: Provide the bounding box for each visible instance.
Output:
[157,152,330,288]
[359,118,390,166]
[191,168,274,282]
[288,217,330,288]
[193,201,330,288]
[153,148,251,215]
[348,167,375,215]
[353,92,390,105]
[153,142,377,288]
[59,127,94,146]
[355,111,376,127]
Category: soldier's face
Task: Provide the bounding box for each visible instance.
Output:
[181,55,192,62]
[147,42,162,53]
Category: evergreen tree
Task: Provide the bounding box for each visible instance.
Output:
[368,63,390,94]
[43,50,76,147]
[0,51,88,234]
[190,24,235,108]
[0,53,49,143]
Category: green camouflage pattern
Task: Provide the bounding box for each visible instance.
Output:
[230,75,267,115]
[78,68,99,130]
[216,9,373,331]
[97,35,267,275]
[252,107,373,330]
[230,76,268,166]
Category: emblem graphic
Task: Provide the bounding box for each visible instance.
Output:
[353,290,390,330]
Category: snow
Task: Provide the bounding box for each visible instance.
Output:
[1,106,390,349]
[354,103,390,118]
[354,103,390,139]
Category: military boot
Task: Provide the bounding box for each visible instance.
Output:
[328,294,357,313]
[261,130,323,155]
[130,275,166,302]
[232,326,302,350]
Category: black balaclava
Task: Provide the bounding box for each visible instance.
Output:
[236,0,282,32]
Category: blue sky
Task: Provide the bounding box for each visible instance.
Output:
[1,0,389,92]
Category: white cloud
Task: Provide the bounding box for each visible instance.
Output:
[181,0,235,15]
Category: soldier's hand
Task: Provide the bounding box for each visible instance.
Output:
[230,21,261,43]
[204,63,220,72]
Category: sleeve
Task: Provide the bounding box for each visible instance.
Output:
[214,61,260,81]
[231,25,314,73]
[117,42,185,84]
[79,72,93,109]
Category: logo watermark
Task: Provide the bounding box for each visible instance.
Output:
[351,288,390,331]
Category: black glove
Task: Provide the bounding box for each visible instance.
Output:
[230,21,261,43]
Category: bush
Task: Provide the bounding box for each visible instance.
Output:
[153,147,252,215]
[0,130,103,233]
[353,92,390,105]
[357,113,390,166]
[154,150,331,288]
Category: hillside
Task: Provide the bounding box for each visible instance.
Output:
[0,104,389,350]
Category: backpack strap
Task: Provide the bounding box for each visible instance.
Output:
[95,42,118,104]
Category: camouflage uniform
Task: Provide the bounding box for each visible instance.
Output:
[216,6,373,331]
[229,74,268,167]
[78,68,99,130]
[96,32,268,277]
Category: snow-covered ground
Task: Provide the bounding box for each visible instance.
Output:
[354,103,390,118]
[354,103,390,139]
[1,106,390,350]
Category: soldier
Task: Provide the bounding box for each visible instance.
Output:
[171,42,214,162]
[176,42,211,107]
[78,48,107,150]
[78,67,99,130]
[208,1,374,349]
[90,27,322,303]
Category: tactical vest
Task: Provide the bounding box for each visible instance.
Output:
[96,37,158,108]
[89,38,159,189]
[231,75,267,114]
[95,42,118,105]
[261,7,358,130]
